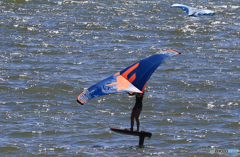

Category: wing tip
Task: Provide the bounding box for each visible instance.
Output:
[171,3,182,7]
[166,49,181,55]
[76,99,84,105]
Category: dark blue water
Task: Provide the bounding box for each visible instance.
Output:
[0,0,239,156]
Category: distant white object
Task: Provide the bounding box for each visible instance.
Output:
[171,4,215,17]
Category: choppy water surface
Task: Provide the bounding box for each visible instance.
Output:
[0,0,239,156]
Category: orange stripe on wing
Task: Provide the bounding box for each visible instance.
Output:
[128,73,136,83]
[121,63,139,81]
[142,81,148,92]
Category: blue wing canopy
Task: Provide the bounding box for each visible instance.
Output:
[119,50,180,92]
[77,50,180,105]
[171,4,215,17]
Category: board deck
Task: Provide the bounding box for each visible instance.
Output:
[110,128,152,138]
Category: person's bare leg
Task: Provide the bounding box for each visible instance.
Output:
[130,110,135,131]
[135,109,141,132]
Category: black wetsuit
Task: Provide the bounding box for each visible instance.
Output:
[133,94,144,111]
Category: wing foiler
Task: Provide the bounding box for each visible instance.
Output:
[171,4,215,17]
[77,50,180,105]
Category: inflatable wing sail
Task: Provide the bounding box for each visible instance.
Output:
[77,50,180,105]
[171,4,215,17]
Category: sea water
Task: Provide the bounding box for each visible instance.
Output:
[0,0,239,156]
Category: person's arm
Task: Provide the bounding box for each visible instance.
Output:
[128,92,136,96]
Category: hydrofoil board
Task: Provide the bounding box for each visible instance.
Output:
[110,128,152,139]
